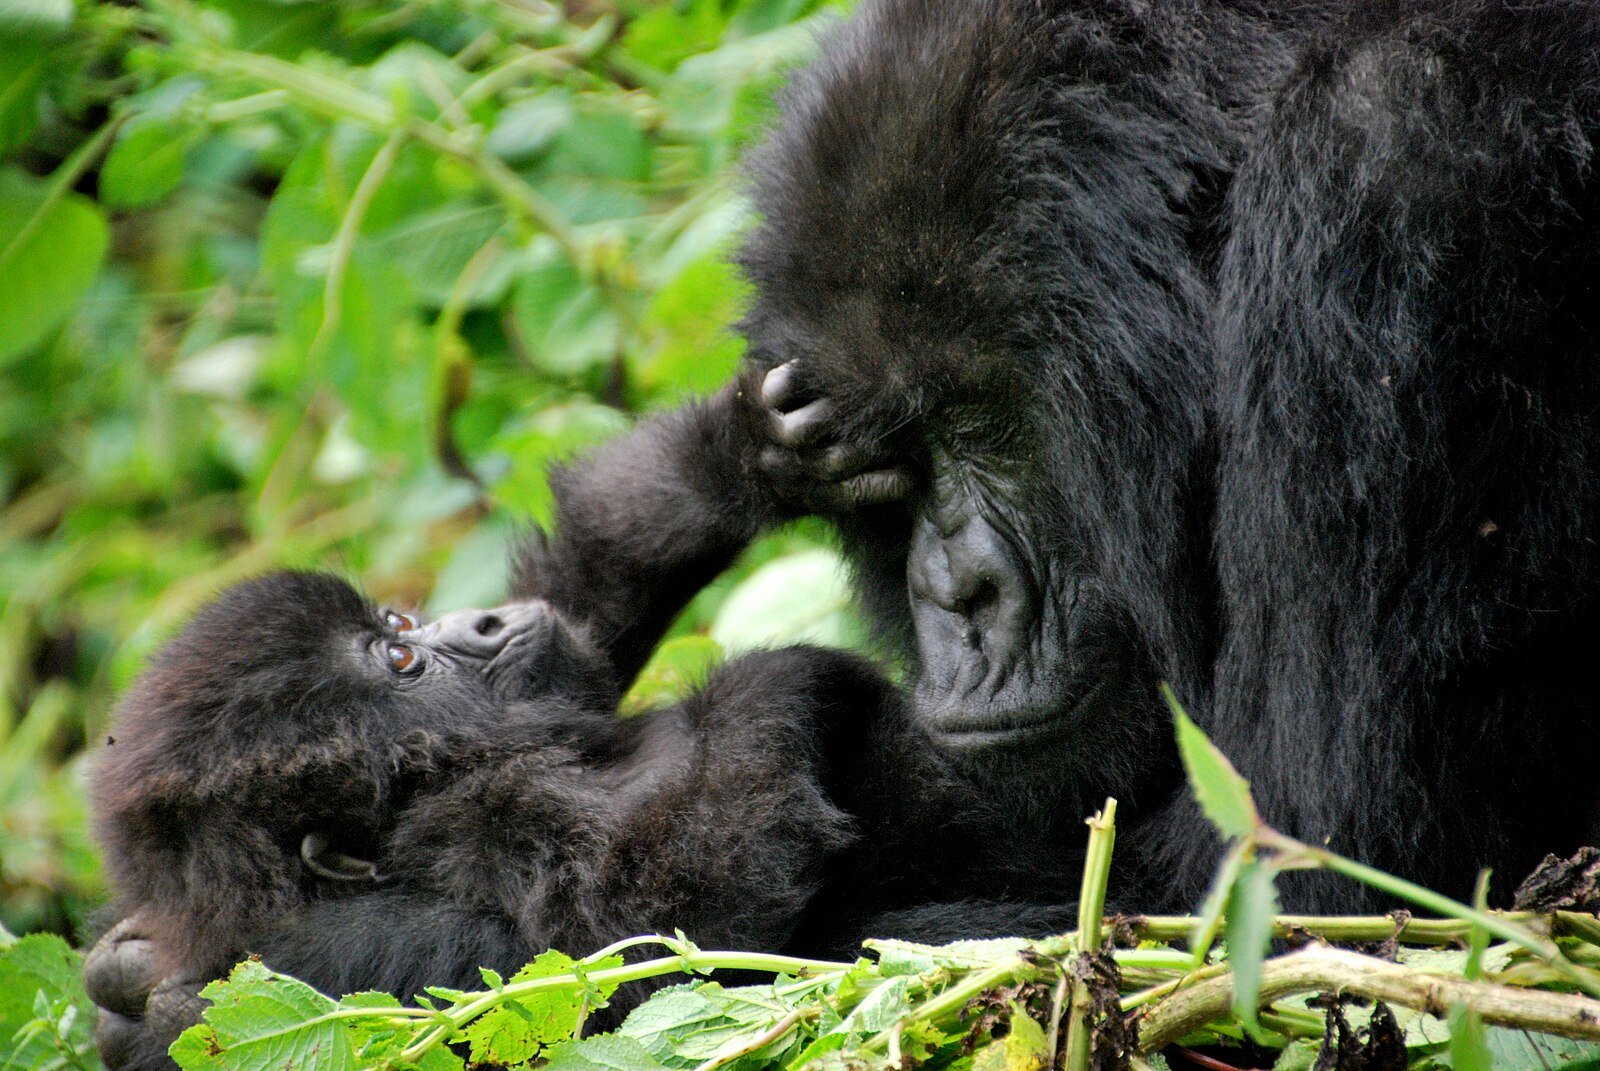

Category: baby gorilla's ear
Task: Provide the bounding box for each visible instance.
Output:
[299,833,380,883]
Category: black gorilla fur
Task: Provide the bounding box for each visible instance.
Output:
[93,567,929,1069]
[727,0,1600,911]
[90,0,1600,1063]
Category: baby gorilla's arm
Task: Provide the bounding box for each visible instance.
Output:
[513,375,914,685]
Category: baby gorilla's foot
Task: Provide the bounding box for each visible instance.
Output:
[758,361,915,513]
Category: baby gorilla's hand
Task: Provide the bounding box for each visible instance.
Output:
[84,918,206,1070]
[756,361,916,513]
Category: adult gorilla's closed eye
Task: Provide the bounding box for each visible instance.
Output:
[90,570,922,1070]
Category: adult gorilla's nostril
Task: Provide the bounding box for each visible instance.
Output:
[475,614,503,637]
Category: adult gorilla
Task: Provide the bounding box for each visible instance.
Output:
[736,0,1600,910]
[87,0,1600,1058]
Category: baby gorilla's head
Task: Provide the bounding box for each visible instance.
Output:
[93,571,620,975]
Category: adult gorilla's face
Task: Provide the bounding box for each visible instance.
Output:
[905,434,1138,751]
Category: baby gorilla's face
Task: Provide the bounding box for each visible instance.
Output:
[370,597,613,711]
[116,571,620,777]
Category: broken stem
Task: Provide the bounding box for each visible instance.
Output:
[1136,945,1600,1051]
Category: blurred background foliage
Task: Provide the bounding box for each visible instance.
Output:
[0,0,867,943]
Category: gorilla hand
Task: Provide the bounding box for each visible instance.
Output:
[756,360,915,513]
[84,917,205,1070]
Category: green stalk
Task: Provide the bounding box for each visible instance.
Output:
[398,950,854,1064]
[1063,799,1118,1071]
[1260,831,1600,998]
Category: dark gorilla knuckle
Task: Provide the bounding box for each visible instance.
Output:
[94,1010,146,1070]
[144,976,208,1040]
[84,924,161,1019]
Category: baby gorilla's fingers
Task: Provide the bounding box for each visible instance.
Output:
[820,468,917,510]
[772,399,835,447]
[84,918,161,1019]
[760,361,811,413]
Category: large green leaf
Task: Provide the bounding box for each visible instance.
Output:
[710,549,863,651]
[169,960,354,1071]
[0,167,108,365]
[100,116,196,207]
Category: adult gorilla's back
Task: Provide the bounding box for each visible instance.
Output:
[738,0,1600,910]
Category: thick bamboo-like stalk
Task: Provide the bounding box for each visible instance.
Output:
[1136,945,1600,1051]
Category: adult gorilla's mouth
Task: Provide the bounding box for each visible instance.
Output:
[906,474,1128,747]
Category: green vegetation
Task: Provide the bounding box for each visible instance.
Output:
[0,0,859,942]
[12,706,1600,1071]
[8,6,1600,1071]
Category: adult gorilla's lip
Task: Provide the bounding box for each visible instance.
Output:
[917,677,1105,744]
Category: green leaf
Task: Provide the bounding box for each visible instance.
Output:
[462,950,623,1067]
[1164,683,1258,840]
[0,167,108,365]
[0,36,48,154]
[836,977,912,1034]
[971,1004,1048,1071]
[1224,859,1279,1033]
[1477,1028,1600,1071]
[544,1033,669,1071]
[1190,840,1248,964]
[710,549,864,652]
[170,959,355,1071]
[490,399,631,524]
[0,0,71,36]
[1446,1007,1491,1071]
[510,240,622,375]
[622,635,725,715]
[101,117,196,207]
[0,933,98,1071]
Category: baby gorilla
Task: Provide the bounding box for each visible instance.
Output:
[92,570,903,1068]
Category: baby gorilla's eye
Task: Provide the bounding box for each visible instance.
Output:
[386,643,421,674]
[383,610,417,632]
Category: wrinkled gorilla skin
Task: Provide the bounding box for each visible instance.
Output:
[730,0,1600,910]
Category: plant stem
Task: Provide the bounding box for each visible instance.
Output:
[1260,830,1600,998]
[1063,799,1118,1071]
[397,950,853,1064]
[1136,945,1600,1051]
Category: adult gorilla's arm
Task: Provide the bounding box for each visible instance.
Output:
[512,376,913,684]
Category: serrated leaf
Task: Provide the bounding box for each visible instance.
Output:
[836,976,911,1034]
[462,950,626,1066]
[1191,840,1248,963]
[1165,684,1258,840]
[1225,859,1279,1032]
[619,985,721,1059]
[170,960,354,1071]
[544,1033,668,1071]
[0,933,98,1070]
[101,117,195,207]
[0,167,108,365]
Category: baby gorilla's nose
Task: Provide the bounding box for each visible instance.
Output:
[429,603,546,658]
